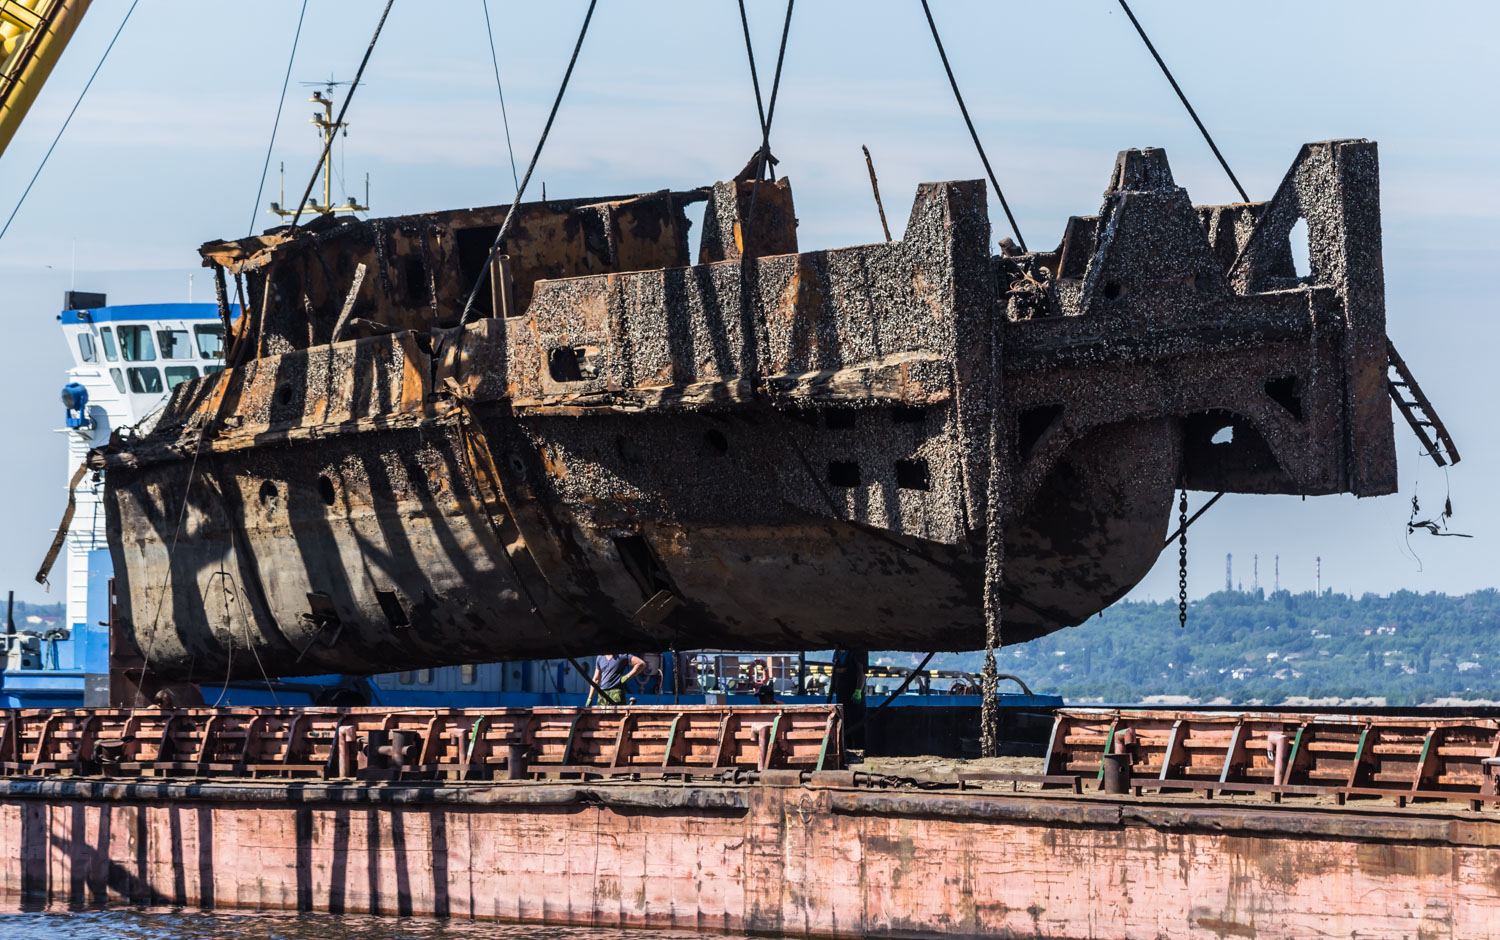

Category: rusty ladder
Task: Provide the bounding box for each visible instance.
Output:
[1388,339,1460,467]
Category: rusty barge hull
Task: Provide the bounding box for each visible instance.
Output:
[4,776,1497,938]
[98,140,1397,681]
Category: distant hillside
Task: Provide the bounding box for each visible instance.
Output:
[921,590,1500,706]
[5,599,64,628]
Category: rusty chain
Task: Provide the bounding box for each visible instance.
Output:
[1177,489,1189,628]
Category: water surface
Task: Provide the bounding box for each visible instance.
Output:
[0,904,746,940]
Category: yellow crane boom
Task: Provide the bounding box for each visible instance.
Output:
[0,0,91,160]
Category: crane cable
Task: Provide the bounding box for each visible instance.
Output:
[741,0,794,243]
[734,0,769,146]
[0,0,141,245]
[287,0,396,230]
[247,0,310,236]
[481,0,521,193]
[1115,1,1252,580]
[917,0,1026,252]
[456,0,599,328]
[1116,0,1249,203]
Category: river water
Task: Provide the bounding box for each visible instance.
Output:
[0,904,743,940]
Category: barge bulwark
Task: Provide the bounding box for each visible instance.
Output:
[3,774,1496,939]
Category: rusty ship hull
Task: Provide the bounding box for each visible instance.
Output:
[96,140,1395,682]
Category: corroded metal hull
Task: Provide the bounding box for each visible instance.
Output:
[97,141,1396,681]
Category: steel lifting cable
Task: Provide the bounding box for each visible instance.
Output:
[917,0,1026,251]
[287,0,397,230]
[457,0,599,328]
[248,0,310,236]
[1116,0,1249,203]
[741,0,795,242]
[1115,1,1247,557]
[0,0,140,245]
[735,0,769,142]
[481,0,521,193]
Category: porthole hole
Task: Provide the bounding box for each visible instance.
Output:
[258,481,278,507]
[895,458,931,491]
[705,429,729,454]
[1103,281,1124,301]
[827,461,861,488]
[375,590,410,629]
[317,475,337,505]
[1210,425,1235,445]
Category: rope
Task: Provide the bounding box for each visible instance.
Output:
[1116,0,1249,203]
[481,0,521,193]
[287,0,397,230]
[247,0,309,236]
[917,0,1026,252]
[0,0,140,245]
[457,0,599,328]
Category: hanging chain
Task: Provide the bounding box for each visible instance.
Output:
[1177,488,1189,628]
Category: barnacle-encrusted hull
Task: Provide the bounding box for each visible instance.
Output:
[98,141,1396,681]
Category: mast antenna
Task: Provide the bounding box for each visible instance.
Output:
[268,83,370,220]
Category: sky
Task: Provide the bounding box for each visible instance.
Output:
[0,0,1496,607]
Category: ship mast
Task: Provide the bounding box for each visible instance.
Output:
[268,87,368,219]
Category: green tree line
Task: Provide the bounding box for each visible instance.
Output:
[925,590,1500,706]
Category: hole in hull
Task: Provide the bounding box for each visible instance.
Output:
[828,461,860,487]
[895,459,930,491]
[375,590,409,628]
[1265,375,1304,420]
[1289,217,1310,278]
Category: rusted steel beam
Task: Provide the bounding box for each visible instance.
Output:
[0,704,841,780]
[85,141,1438,684]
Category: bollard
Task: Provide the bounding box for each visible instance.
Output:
[93,738,124,774]
[336,725,358,778]
[505,743,529,780]
[1102,752,1131,795]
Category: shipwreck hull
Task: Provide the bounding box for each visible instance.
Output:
[98,140,1396,681]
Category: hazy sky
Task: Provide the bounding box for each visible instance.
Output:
[0,1,1495,606]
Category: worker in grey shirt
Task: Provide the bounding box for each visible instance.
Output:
[587,652,647,706]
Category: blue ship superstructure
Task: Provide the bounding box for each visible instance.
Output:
[4,296,233,706]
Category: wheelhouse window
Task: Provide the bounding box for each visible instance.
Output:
[126,367,162,394]
[461,664,477,685]
[109,368,126,394]
[157,329,193,360]
[194,324,225,360]
[99,327,118,361]
[203,364,225,375]
[76,332,96,362]
[164,365,199,390]
[117,326,155,361]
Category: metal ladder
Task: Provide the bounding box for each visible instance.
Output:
[1387,338,1460,467]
